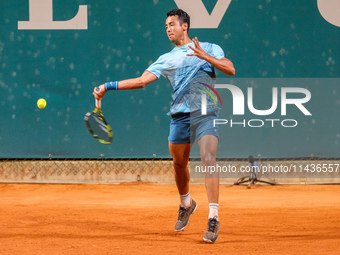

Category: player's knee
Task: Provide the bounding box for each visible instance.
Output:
[173,159,188,170]
[201,152,215,166]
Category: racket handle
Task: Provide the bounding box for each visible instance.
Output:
[95,87,101,109]
[96,99,101,109]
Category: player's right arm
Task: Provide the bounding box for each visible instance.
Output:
[93,71,158,100]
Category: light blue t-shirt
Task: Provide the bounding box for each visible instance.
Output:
[250,162,259,179]
[146,42,225,115]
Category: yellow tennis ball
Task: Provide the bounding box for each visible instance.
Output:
[37,98,46,109]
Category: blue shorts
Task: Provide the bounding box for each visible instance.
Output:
[168,107,219,144]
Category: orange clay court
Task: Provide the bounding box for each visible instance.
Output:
[0,183,339,255]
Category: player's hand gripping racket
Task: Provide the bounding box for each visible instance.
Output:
[84,88,113,144]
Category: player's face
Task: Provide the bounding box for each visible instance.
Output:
[165,16,187,44]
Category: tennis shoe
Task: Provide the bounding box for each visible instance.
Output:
[203,216,220,243]
[174,199,197,231]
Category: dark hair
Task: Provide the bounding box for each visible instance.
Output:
[248,156,255,164]
[167,9,190,32]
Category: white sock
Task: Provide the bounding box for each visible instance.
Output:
[180,192,191,208]
[209,203,219,219]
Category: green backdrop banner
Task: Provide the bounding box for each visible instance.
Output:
[0,0,339,158]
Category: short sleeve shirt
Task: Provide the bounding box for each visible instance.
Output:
[147,42,225,115]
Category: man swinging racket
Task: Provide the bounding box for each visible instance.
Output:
[93,9,235,243]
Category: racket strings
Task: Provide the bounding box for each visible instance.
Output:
[93,115,109,133]
[86,112,112,143]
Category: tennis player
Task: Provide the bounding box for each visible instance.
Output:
[93,9,235,243]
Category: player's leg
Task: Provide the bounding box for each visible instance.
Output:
[197,134,220,243]
[197,134,219,204]
[169,142,197,231]
[169,142,191,196]
[168,112,197,231]
[193,106,221,243]
[194,108,220,206]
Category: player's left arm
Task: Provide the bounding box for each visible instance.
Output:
[187,37,235,76]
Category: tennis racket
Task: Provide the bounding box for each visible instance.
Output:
[84,89,113,144]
